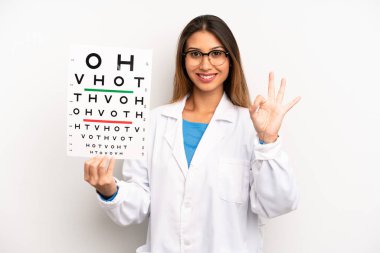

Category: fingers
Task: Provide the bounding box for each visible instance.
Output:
[84,155,99,183]
[83,155,117,197]
[276,78,286,104]
[250,95,267,113]
[88,156,102,185]
[284,96,301,113]
[84,155,112,186]
[84,159,90,182]
[268,72,275,101]
[98,156,110,177]
[107,157,115,176]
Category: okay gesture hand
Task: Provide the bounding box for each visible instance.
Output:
[249,72,301,143]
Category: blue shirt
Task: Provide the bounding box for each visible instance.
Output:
[182,119,208,168]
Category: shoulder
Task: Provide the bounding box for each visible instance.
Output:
[234,105,249,115]
[231,105,257,138]
[233,105,252,125]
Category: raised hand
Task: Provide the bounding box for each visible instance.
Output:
[84,155,117,197]
[249,72,301,143]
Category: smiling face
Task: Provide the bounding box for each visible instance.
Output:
[184,30,230,96]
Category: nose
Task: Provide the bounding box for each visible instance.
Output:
[199,55,212,70]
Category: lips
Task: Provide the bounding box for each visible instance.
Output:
[196,73,217,83]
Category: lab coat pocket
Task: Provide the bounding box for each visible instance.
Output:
[217,158,250,204]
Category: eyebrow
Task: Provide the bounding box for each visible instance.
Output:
[186,46,225,51]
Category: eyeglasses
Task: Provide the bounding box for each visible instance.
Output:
[183,49,229,66]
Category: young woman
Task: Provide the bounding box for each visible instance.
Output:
[84,15,301,253]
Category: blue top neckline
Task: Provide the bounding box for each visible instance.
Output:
[182,119,209,125]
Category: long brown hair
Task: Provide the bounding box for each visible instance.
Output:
[172,15,251,107]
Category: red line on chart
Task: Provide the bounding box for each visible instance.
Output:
[83,119,133,124]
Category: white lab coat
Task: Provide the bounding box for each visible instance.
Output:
[98,93,299,253]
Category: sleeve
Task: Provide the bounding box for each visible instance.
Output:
[249,134,299,218]
[97,184,119,201]
[97,158,150,226]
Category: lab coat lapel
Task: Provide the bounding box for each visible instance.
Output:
[161,93,237,177]
[190,93,236,167]
[162,97,189,178]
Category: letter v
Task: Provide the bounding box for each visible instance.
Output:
[105,95,112,103]
[75,74,84,84]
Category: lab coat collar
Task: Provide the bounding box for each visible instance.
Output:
[161,92,236,122]
[161,92,237,178]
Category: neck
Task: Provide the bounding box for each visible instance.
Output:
[186,88,224,113]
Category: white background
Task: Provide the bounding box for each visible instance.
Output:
[0,0,379,252]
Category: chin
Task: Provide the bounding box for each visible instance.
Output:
[193,83,223,94]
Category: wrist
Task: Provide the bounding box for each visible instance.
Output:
[97,181,117,198]
[258,133,279,144]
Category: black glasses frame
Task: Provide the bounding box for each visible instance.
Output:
[182,49,230,66]
[182,49,230,58]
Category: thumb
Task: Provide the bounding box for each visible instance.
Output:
[250,95,266,114]
[249,103,258,115]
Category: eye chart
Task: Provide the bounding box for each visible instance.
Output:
[67,45,152,159]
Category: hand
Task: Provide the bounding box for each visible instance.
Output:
[84,155,117,197]
[249,72,301,143]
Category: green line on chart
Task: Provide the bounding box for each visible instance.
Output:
[84,88,134,94]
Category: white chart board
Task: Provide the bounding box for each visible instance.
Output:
[67,45,152,159]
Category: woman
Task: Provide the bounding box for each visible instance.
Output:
[84,14,301,253]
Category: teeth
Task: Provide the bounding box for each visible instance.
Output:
[199,74,215,79]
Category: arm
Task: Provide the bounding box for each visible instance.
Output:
[97,158,150,226]
[248,72,301,218]
[249,135,299,218]
[89,110,159,226]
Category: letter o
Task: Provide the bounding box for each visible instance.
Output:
[73,108,80,115]
[114,76,124,86]
[86,53,102,69]
[120,96,128,104]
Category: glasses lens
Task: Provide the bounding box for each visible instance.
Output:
[187,51,202,66]
[209,50,227,66]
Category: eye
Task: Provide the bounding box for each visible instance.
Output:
[210,50,223,57]
[189,51,202,58]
